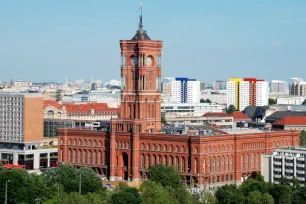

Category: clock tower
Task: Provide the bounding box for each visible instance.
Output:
[119,14,163,133]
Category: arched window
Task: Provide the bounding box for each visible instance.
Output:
[47,110,54,118]
[73,140,76,145]
[203,147,206,154]
[83,150,87,164]
[158,144,161,151]
[208,146,211,153]
[225,156,228,170]
[175,157,180,170]
[98,151,102,165]
[217,146,220,152]
[78,150,81,163]
[158,155,162,164]
[176,145,179,152]
[182,146,185,153]
[164,145,167,152]
[147,144,150,151]
[226,145,228,152]
[153,155,156,166]
[60,138,64,145]
[195,147,198,154]
[170,156,173,166]
[147,154,151,167]
[181,157,185,172]
[153,144,156,151]
[245,154,248,169]
[124,142,127,149]
[141,154,145,168]
[230,155,233,170]
[68,149,71,162]
[116,141,118,149]
[88,140,91,146]
[73,149,76,163]
[93,141,96,147]
[170,145,173,152]
[84,140,87,146]
[230,145,233,151]
[93,151,96,165]
[88,151,91,164]
[120,142,122,149]
[212,146,215,153]
[194,159,198,173]
[216,157,220,171]
[203,159,206,173]
[212,157,215,172]
[255,153,259,168]
[208,157,211,173]
[222,145,224,152]
[142,143,145,150]
[221,156,224,171]
[99,141,102,146]
[164,156,168,166]
[251,153,254,169]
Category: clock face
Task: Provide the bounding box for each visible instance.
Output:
[146,57,152,66]
[131,56,138,66]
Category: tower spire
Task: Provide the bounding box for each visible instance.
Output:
[138,0,143,31]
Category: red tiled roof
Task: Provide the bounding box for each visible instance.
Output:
[203,112,230,117]
[65,103,118,113]
[43,100,64,109]
[231,111,250,120]
[273,116,306,126]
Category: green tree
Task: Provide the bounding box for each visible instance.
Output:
[192,191,216,204]
[269,184,292,204]
[56,89,62,102]
[111,187,142,204]
[262,193,275,204]
[44,164,103,194]
[140,180,178,204]
[302,99,306,105]
[269,98,277,105]
[215,184,245,204]
[0,168,53,204]
[148,165,183,189]
[300,131,306,146]
[226,105,236,114]
[161,117,167,124]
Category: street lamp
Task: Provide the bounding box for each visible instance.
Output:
[5,180,10,204]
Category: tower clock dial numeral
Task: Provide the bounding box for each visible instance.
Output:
[146,56,152,66]
[131,56,138,66]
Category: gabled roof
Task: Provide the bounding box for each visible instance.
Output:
[203,112,230,117]
[273,116,306,125]
[267,111,306,120]
[43,100,64,109]
[231,111,250,120]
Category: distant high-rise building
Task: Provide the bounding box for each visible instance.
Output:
[213,80,227,90]
[270,80,288,94]
[161,77,175,95]
[289,78,306,96]
[171,77,200,104]
[227,78,269,111]
[200,81,205,91]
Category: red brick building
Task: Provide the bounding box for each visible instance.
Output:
[58,15,300,189]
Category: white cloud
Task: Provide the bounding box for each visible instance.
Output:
[272,42,281,46]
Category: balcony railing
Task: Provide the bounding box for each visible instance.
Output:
[297,157,305,162]
[274,168,282,172]
[285,169,293,173]
[286,176,293,180]
[274,162,282,165]
[285,163,293,167]
[297,170,305,174]
[297,177,305,181]
[297,164,305,168]
[274,174,282,178]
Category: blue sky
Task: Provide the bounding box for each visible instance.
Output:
[1,0,306,83]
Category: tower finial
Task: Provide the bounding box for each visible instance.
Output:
[138,0,143,30]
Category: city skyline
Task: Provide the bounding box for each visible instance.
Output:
[1,0,306,82]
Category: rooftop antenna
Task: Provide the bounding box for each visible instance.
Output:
[138,0,143,31]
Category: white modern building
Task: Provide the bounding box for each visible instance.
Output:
[201,90,227,105]
[261,147,306,186]
[171,78,201,104]
[226,78,269,111]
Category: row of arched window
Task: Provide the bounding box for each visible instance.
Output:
[242,142,265,150]
[241,153,260,170]
[116,141,130,149]
[140,143,234,154]
[140,154,187,172]
[206,155,233,173]
[67,149,106,166]
[62,138,104,147]
[273,140,298,148]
